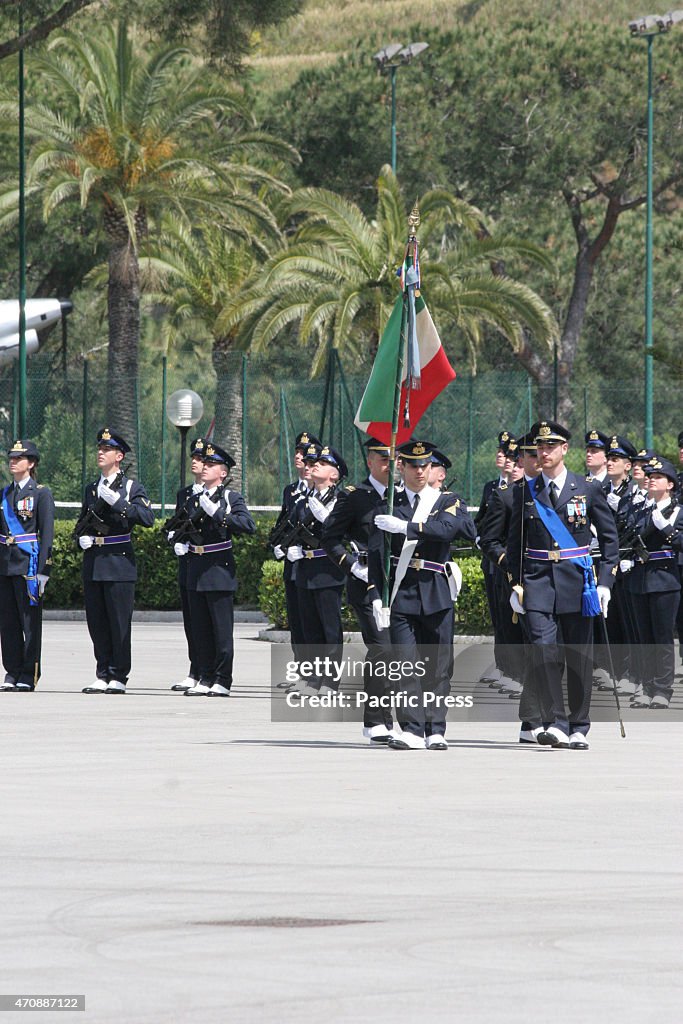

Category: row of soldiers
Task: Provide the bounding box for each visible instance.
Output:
[3,423,681,749]
[475,426,683,742]
[0,429,255,696]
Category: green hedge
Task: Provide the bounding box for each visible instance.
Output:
[258,554,492,634]
[44,517,492,631]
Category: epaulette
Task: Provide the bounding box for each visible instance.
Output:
[344,485,356,493]
[37,483,44,489]
[442,490,452,495]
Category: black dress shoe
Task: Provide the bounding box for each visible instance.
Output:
[537,727,570,748]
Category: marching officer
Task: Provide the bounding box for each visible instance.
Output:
[585,429,610,487]
[475,430,511,686]
[287,444,346,691]
[0,440,54,692]
[622,456,683,709]
[322,437,396,742]
[270,431,320,675]
[77,428,155,694]
[507,421,619,749]
[174,443,255,697]
[369,440,476,750]
[167,436,206,692]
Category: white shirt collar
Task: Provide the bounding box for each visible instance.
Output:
[589,468,607,482]
[15,476,31,490]
[192,482,203,494]
[656,496,674,511]
[542,468,567,494]
[404,484,428,504]
[368,474,385,497]
[498,476,507,487]
[100,473,119,487]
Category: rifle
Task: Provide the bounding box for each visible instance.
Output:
[278,486,338,552]
[269,491,307,548]
[73,471,124,538]
[164,482,229,546]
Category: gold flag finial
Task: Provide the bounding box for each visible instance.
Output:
[408,200,420,234]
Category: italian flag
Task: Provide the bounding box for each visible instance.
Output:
[354,293,456,444]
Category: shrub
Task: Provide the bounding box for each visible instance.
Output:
[454,556,491,635]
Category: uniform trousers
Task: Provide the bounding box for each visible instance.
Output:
[347,578,392,729]
[594,578,631,680]
[524,609,593,736]
[630,590,679,700]
[0,575,41,685]
[296,585,343,689]
[390,606,454,738]
[179,583,199,680]
[285,577,305,662]
[493,570,525,681]
[517,614,551,729]
[84,579,134,683]
[187,590,235,687]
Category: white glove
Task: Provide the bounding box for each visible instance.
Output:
[308,495,330,523]
[606,492,620,511]
[224,495,231,515]
[652,506,675,531]
[350,561,368,583]
[199,492,219,517]
[37,573,49,596]
[78,535,94,550]
[509,590,525,616]
[633,491,646,505]
[174,541,189,556]
[597,585,611,618]
[286,545,304,562]
[273,544,285,560]
[371,598,391,631]
[99,486,119,506]
[167,530,176,541]
[374,514,408,535]
[475,535,482,550]
[619,559,634,573]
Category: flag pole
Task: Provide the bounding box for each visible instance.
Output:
[382,202,420,612]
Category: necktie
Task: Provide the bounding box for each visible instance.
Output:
[549,482,558,508]
[412,493,420,512]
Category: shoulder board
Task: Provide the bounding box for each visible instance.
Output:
[344,485,356,493]
[37,483,44,489]
[442,490,452,496]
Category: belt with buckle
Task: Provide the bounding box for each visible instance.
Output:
[391,555,446,574]
[526,546,590,562]
[94,533,131,546]
[188,540,233,555]
[303,548,327,559]
[0,532,38,546]
[647,550,674,561]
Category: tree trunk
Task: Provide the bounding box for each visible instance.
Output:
[211,338,244,495]
[106,233,140,478]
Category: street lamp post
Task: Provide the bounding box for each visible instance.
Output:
[166,388,203,489]
[628,10,683,449]
[373,42,429,174]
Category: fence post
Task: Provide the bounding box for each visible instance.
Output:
[467,376,474,505]
[527,376,533,429]
[242,354,248,497]
[160,354,167,516]
[583,386,588,434]
[81,358,88,497]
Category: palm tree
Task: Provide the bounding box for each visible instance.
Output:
[141,217,278,488]
[216,165,558,377]
[0,20,295,471]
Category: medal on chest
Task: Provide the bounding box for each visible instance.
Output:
[16,495,34,521]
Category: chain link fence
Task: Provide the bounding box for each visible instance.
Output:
[0,356,680,510]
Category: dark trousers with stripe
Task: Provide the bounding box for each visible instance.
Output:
[0,575,41,685]
[179,583,199,680]
[296,585,343,689]
[348,579,393,729]
[285,577,305,661]
[524,609,593,736]
[84,579,134,684]
[187,590,235,687]
[630,590,679,700]
[390,607,454,738]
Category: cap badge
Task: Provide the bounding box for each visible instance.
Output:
[413,442,426,455]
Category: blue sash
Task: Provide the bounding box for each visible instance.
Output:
[531,484,601,617]
[1,485,40,605]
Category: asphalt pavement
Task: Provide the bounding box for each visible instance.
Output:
[1,622,681,1023]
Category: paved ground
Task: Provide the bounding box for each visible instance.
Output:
[1,622,682,1023]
